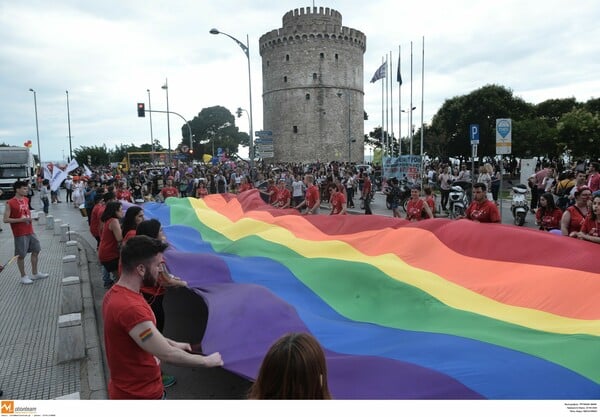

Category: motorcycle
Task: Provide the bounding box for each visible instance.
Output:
[448,181,471,219]
[383,179,411,211]
[510,184,529,226]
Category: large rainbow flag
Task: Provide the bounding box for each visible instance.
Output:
[141,191,600,399]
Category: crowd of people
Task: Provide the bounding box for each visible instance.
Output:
[4,155,596,400]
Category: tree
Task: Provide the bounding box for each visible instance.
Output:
[535,98,579,127]
[430,84,540,159]
[73,145,110,166]
[182,106,249,157]
[557,108,600,159]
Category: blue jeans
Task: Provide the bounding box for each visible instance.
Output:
[41,197,49,214]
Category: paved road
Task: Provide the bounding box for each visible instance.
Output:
[342,190,539,230]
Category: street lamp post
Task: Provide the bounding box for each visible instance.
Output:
[210,28,254,169]
[147,89,155,156]
[161,78,171,164]
[402,106,416,155]
[66,90,72,161]
[28,89,41,167]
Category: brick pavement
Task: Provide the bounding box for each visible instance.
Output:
[0,192,105,400]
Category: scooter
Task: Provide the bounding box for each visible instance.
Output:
[448,181,471,219]
[511,184,529,226]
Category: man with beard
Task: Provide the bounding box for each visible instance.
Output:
[461,182,501,223]
[102,236,223,399]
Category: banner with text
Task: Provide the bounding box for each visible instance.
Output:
[383,155,422,181]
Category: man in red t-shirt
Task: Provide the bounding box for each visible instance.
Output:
[362,174,373,215]
[2,180,49,285]
[160,178,179,200]
[297,174,321,214]
[463,182,501,223]
[273,179,291,208]
[328,184,347,215]
[103,236,223,399]
[116,182,133,203]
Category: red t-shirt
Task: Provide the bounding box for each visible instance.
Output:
[305,185,320,209]
[117,189,132,202]
[363,178,372,196]
[196,187,208,199]
[330,191,347,215]
[581,216,600,236]
[465,199,501,223]
[566,205,586,234]
[161,186,178,199]
[588,173,600,193]
[7,197,33,237]
[90,203,105,238]
[425,196,436,216]
[238,183,253,193]
[102,285,163,399]
[535,207,563,231]
[99,218,120,263]
[274,188,291,207]
[267,185,279,204]
[406,198,426,221]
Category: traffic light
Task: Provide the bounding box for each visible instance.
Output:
[137,102,145,117]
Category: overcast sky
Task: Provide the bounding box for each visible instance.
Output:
[1,0,599,163]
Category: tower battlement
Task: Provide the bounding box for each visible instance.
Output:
[260,7,366,54]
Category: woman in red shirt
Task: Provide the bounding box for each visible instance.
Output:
[561,186,591,236]
[98,201,123,287]
[406,186,433,221]
[571,195,600,243]
[535,192,563,231]
[121,206,144,244]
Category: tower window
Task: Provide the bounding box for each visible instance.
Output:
[320,52,324,59]
[267,60,270,67]
[293,126,298,133]
[305,93,310,100]
[286,54,290,61]
[284,76,287,83]
[335,53,338,60]
[312,73,317,80]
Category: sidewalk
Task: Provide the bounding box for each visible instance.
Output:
[0,193,106,400]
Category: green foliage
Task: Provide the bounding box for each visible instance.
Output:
[557,108,600,159]
[181,106,248,156]
[427,85,598,160]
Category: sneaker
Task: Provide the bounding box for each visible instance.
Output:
[32,272,49,280]
[21,276,34,285]
[162,374,177,388]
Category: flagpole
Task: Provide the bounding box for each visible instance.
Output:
[385,53,389,157]
[410,41,414,156]
[390,50,394,156]
[420,35,425,159]
[381,56,384,157]
[398,44,402,156]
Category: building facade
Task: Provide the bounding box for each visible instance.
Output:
[259,7,366,162]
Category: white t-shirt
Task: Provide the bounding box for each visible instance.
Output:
[292,180,305,197]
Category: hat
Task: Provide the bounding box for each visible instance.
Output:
[278,178,286,183]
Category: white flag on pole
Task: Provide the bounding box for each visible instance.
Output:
[83,164,93,177]
[66,159,79,174]
[50,166,67,192]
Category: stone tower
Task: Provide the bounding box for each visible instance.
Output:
[259,7,366,162]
